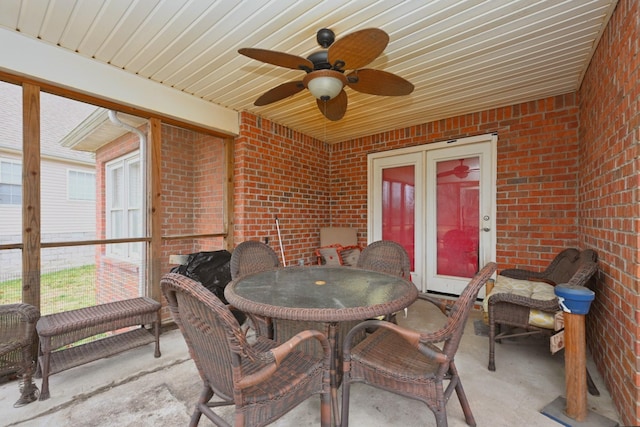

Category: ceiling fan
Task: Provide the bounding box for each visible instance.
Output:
[437,159,480,179]
[238,28,414,121]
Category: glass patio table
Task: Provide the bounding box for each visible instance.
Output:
[224,265,418,425]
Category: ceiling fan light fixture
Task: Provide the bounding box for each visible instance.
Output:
[303,70,346,100]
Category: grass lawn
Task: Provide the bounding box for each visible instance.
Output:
[0,265,96,315]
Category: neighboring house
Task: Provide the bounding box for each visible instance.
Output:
[0,83,97,277]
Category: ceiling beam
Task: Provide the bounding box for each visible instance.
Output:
[0,28,239,137]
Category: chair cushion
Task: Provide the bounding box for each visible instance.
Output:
[483,275,557,329]
[316,245,342,265]
[338,245,361,266]
[316,244,362,266]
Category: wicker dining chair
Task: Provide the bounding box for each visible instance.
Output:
[341,262,497,427]
[0,303,41,407]
[356,240,411,279]
[230,240,281,337]
[161,273,332,427]
[486,248,598,371]
[356,240,412,323]
[230,240,281,280]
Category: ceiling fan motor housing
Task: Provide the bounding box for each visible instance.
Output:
[316,28,335,48]
[307,51,332,70]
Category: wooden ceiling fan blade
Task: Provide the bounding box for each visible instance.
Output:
[328,28,389,70]
[239,48,313,71]
[347,69,414,96]
[316,90,347,121]
[254,81,305,106]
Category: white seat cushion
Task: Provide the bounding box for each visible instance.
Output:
[483,275,557,329]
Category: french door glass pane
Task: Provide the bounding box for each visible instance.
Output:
[382,165,415,270]
[436,157,480,278]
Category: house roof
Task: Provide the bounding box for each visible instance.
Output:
[0,0,618,144]
[0,82,95,164]
[60,108,147,153]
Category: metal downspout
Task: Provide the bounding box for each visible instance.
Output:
[107,110,147,296]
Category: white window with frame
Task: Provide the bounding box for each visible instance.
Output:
[106,151,142,260]
[68,169,96,201]
[0,158,22,205]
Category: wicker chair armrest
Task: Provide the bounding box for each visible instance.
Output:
[565,262,598,288]
[343,319,448,364]
[238,329,330,389]
[0,303,40,323]
[487,292,559,312]
[0,304,40,344]
[417,293,452,316]
[0,305,39,354]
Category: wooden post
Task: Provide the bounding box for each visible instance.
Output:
[148,118,162,303]
[564,311,587,421]
[22,83,41,309]
[223,137,234,252]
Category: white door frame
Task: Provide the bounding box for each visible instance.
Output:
[368,133,497,295]
[426,138,496,296]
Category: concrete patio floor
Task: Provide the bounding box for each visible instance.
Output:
[1,298,621,426]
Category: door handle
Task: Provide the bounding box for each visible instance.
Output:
[482,227,491,232]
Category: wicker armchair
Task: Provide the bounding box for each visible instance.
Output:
[356,240,411,323]
[161,273,332,427]
[341,262,497,427]
[486,248,598,371]
[0,303,40,407]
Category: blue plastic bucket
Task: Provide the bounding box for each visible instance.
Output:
[554,284,595,315]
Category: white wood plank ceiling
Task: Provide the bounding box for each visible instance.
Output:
[0,0,618,143]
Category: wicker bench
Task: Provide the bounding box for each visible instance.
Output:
[36,297,161,400]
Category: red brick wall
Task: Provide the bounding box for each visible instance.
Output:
[578,1,639,424]
[192,133,225,234]
[234,112,330,265]
[160,125,226,268]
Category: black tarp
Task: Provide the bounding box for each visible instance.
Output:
[171,250,245,324]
